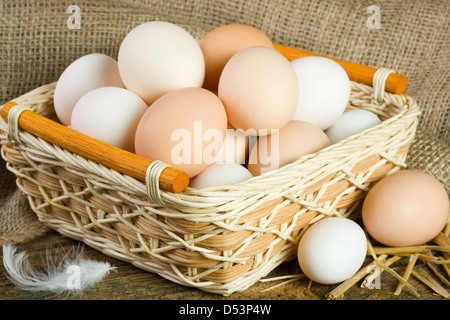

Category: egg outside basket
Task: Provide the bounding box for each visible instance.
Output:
[0,64,419,296]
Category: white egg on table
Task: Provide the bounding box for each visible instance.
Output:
[290,56,350,130]
[54,53,125,126]
[325,109,382,144]
[297,217,367,285]
[189,163,253,188]
[71,87,148,153]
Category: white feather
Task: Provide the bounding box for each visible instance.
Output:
[2,244,116,295]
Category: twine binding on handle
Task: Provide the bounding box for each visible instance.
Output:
[145,160,169,205]
[372,68,396,104]
[7,104,30,144]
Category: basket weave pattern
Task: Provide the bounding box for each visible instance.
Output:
[0,78,419,295]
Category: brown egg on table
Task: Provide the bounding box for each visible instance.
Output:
[362,170,449,247]
[247,120,330,176]
[199,23,274,91]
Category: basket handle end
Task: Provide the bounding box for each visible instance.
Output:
[160,167,190,194]
[1,100,190,194]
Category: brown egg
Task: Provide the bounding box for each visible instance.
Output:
[362,170,449,247]
[247,120,330,176]
[199,23,274,91]
[218,46,299,136]
[134,87,228,178]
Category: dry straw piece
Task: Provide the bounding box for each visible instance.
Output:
[326,232,450,299]
[0,63,420,296]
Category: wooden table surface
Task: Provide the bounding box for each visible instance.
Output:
[1,229,448,304]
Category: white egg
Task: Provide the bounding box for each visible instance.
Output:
[290,56,350,130]
[325,109,381,144]
[189,163,253,188]
[54,53,125,126]
[297,217,367,285]
[118,21,205,105]
[71,87,148,152]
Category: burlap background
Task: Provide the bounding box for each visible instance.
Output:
[1,0,449,245]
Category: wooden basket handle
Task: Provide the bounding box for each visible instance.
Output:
[1,101,190,194]
[274,43,408,94]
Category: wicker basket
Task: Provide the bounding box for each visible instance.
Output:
[0,62,419,296]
